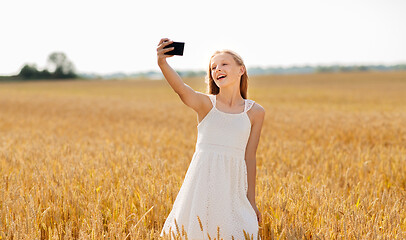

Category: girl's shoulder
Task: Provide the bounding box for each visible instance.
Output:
[247,100,265,121]
[204,93,215,102]
[251,100,265,112]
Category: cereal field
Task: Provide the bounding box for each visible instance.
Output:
[0,71,405,239]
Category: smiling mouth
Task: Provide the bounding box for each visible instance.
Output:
[217,75,226,80]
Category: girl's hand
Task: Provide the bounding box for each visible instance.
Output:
[252,204,262,225]
[157,38,175,65]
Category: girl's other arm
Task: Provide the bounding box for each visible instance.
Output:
[245,103,265,224]
[157,38,207,112]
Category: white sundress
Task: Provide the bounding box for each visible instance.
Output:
[160,94,259,240]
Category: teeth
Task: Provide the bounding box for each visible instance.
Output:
[217,75,226,80]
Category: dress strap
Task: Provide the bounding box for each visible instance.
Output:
[208,94,216,107]
[244,99,255,112]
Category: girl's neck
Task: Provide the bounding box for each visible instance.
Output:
[217,88,244,108]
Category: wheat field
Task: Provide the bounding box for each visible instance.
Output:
[0,71,405,239]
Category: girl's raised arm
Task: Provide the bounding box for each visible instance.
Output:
[157,38,208,113]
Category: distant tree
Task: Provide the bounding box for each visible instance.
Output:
[394,64,406,70]
[17,52,78,80]
[47,52,77,79]
[356,66,369,71]
[40,69,52,78]
[18,64,59,80]
[339,66,352,72]
[316,66,334,73]
[19,64,40,79]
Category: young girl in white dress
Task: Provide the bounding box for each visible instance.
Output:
[157,38,265,240]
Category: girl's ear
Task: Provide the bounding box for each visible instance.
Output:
[239,65,245,76]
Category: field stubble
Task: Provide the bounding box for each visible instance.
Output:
[0,71,405,239]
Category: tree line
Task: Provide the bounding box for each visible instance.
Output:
[2,53,406,81]
[13,52,77,80]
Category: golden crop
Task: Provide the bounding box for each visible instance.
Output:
[1,71,405,239]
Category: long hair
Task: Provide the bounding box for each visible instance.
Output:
[205,50,248,99]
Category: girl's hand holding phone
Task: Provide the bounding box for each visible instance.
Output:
[157,38,174,65]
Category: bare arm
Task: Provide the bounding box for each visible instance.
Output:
[245,103,265,224]
[156,38,208,113]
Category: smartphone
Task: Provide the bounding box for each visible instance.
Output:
[164,41,185,56]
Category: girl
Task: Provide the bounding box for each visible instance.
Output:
[157,38,264,239]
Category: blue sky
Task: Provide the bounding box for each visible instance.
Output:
[1,0,405,75]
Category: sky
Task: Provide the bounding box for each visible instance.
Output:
[1,0,405,75]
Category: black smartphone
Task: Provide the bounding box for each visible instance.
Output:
[164,41,185,56]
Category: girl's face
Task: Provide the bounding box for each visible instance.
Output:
[210,53,244,89]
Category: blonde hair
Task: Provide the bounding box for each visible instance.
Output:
[205,50,249,99]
